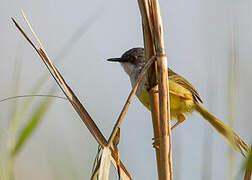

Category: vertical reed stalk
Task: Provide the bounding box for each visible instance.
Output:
[151,0,172,179]
[149,86,161,178]
[138,0,172,179]
[137,0,161,179]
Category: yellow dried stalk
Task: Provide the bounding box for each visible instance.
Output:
[138,0,173,179]
[12,12,132,180]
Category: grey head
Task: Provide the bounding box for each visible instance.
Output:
[107,48,146,77]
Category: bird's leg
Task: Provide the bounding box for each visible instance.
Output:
[171,114,186,130]
[152,114,186,148]
[152,137,160,149]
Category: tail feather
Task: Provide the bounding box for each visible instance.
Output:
[195,102,250,156]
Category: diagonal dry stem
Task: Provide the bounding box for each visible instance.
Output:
[107,55,156,147]
[12,13,132,180]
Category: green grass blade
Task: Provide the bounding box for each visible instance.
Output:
[246,149,252,171]
[11,97,53,156]
[9,45,23,118]
[92,145,102,174]
[244,147,252,180]
[8,76,48,138]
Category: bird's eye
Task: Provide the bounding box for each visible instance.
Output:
[132,55,138,61]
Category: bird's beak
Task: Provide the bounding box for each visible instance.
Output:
[107,57,130,63]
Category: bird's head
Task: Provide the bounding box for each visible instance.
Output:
[107,47,146,76]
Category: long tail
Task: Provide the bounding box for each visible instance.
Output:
[195,102,250,156]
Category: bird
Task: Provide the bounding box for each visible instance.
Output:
[107,47,250,156]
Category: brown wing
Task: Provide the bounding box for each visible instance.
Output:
[168,68,203,103]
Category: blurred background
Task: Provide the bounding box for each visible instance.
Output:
[0,0,251,179]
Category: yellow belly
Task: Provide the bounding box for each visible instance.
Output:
[137,80,195,120]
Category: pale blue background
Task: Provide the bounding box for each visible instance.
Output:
[0,0,251,179]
